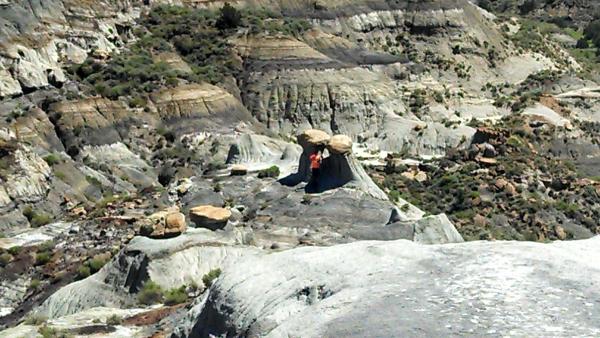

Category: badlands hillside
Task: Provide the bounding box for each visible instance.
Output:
[1,0,600,336]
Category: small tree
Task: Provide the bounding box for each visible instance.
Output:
[478,0,492,11]
[216,3,242,30]
[519,0,536,15]
[576,38,589,49]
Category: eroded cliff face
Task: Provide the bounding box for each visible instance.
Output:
[0,0,143,97]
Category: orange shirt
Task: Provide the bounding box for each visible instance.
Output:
[309,153,321,169]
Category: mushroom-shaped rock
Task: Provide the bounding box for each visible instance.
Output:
[280,130,388,199]
[327,134,353,155]
[297,129,330,148]
[190,205,231,230]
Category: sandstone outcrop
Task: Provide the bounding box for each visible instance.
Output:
[141,207,187,239]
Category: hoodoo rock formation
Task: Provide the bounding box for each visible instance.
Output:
[282,129,388,199]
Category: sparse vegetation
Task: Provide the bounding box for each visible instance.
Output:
[38,325,70,338]
[0,253,12,267]
[138,281,164,305]
[43,154,61,166]
[30,279,41,290]
[106,314,123,326]
[202,268,222,288]
[258,165,280,179]
[164,285,188,305]
[23,206,53,227]
[25,314,48,325]
[371,115,600,242]
[69,4,311,104]
[35,252,52,266]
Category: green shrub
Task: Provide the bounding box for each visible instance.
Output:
[35,252,52,266]
[202,268,221,287]
[54,171,67,180]
[389,190,401,202]
[8,246,22,256]
[258,165,280,179]
[31,213,52,228]
[22,205,34,221]
[38,241,55,252]
[106,314,122,326]
[164,285,188,305]
[301,194,312,205]
[25,314,48,325]
[88,256,109,273]
[0,253,12,267]
[38,325,69,338]
[77,265,91,279]
[85,175,102,187]
[43,154,60,166]
[138,281,164,305]
[30,279,41,290]
[216,3,242,29]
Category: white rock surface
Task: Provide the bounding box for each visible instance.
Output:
[3,147,52,204]
[413,214,464,244]
[177,237,600,337]
[523,103,570,127]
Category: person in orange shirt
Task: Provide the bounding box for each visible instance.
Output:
[309,148,323,186]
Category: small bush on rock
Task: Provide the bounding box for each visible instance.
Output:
[138,281,164,305]
[38,325,69,338]
[43,154,60,166]
[35,252,52,266]
[164,285,188,305]
[88,256,109,273]
[258,165,280,179]
[0,253,12,267]
[106,314,122,326]
[30,279,41,290]
[25,314,48,325]
[77,265,91,279]
[8,246,22,256]
[202,268,222,287]
[31,213,52,228]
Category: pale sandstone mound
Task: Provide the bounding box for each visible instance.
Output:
[226,133,302,176]
[190,205,232,230]
[175,236,600,338]
[35,229,258,319]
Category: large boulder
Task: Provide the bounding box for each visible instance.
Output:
[327,134,353,155]
[141,207,187,239]
[230,164,248,176]
[190,205,232,230]
[297,129,330,148]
